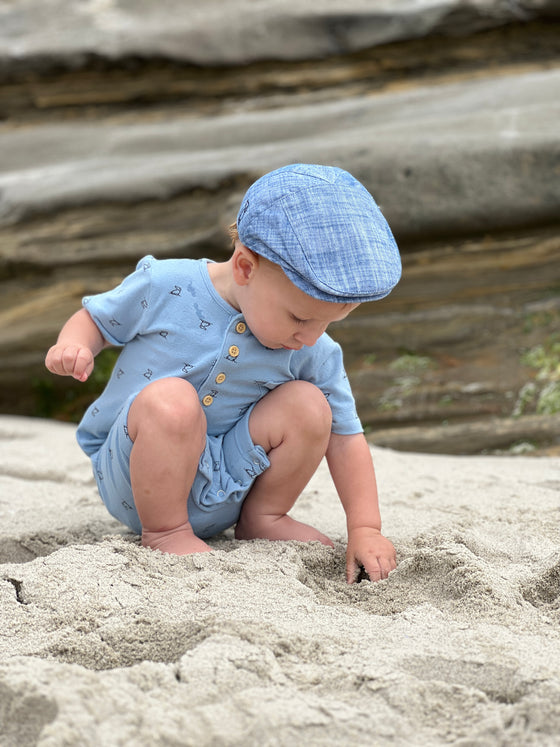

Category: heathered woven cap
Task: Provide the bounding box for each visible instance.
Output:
[236,164,401,303]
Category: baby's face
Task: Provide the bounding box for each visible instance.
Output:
[240,259,358,351]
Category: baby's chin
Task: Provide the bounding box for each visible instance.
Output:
[255,336,300,351]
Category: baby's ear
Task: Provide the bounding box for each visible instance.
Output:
[232,244,259,285]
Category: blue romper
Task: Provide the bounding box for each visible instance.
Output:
[76,256,363,538]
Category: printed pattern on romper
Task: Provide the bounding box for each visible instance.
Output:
[76,256,362,457]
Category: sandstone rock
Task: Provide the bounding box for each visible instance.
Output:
[0,4,559,453]
[1,68,559,237]
[1,0,558,71]
[372,414,560,454]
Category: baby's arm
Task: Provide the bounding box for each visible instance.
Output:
[45,308,108,382]
[326,432,397,584]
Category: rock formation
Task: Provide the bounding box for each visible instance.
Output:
[1,0,559,453]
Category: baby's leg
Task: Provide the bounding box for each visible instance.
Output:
[235,380,334,546]
[127,377,212,555]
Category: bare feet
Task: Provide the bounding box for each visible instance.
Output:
[142,520,212,555]
[235,513,334,547]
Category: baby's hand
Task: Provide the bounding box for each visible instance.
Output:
[45,343,94,382]
[346,526,397,584]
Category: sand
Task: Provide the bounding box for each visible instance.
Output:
[1,415,559,746]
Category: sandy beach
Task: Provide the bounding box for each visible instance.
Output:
[1,414,559,746]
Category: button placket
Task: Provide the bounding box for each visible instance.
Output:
[200,317,246,405]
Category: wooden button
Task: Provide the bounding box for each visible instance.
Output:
[215,373,226,384]
[202,395,214,406]
[228,345,240,358]
[235,322,247,334]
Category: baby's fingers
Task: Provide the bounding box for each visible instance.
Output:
[46,345,93,381]
[71,348,94,381]
[346,557,362,585]
[45,345,65,376]
[346,551,396,585]
[347,556,383,584]
[367,555,396,582]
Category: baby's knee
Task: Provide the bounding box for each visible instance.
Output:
[282,381,332,434]
[130,378,205,438]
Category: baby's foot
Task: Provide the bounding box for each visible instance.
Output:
[142,520,212,555]
[235,513,334,547]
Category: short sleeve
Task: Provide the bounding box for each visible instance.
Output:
[294,337,363,436]
[82,256,154,346]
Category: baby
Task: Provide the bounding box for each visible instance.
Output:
[46,164,402,583]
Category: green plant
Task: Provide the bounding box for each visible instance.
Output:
[389,352,433,374]
[537,382,560,415]
[521,340,560,381]
[517,336,560,416]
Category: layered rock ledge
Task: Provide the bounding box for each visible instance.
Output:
[1,1,559,453]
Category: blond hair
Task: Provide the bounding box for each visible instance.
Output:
[228,222,239,247]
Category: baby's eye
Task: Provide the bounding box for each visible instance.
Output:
[291,315,306,325]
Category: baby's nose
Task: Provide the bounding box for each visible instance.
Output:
[295,325,325,347]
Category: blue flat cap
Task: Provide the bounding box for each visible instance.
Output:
[237,164,401,303]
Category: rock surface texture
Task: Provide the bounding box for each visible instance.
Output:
[1,0,559,453]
